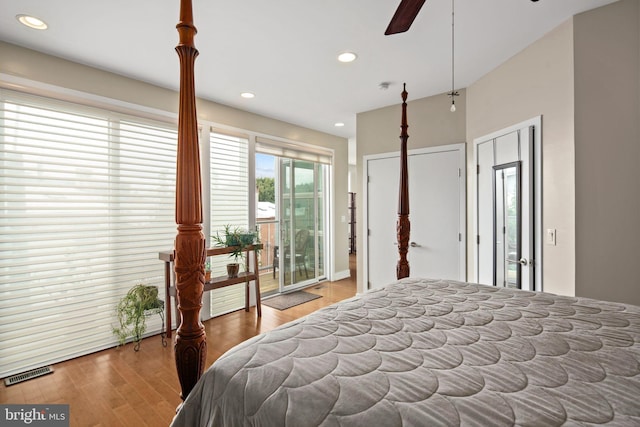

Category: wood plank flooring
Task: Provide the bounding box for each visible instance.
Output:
[0,256,356,426]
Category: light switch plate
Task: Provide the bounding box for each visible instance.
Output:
[547,228,556,246]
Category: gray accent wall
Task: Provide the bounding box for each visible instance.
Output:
[574,0,640,305]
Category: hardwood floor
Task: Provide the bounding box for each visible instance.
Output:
[0,255,356,426]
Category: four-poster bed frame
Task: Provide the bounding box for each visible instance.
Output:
[396,84,411,280]
[173,0,207,400]
[171,0,414,399]
[171,4,639,426]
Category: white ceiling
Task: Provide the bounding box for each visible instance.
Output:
[0,0,617,139]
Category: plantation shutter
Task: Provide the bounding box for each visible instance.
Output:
[0,89,177,378]
[209,130,249,316]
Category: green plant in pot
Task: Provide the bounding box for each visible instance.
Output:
[112,284,163,351]
[205,259,212,282]
[212,225,258,278]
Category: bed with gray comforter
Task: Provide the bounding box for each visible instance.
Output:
[171,278,640,426]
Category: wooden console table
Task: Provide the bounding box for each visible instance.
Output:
[159,244,263,339]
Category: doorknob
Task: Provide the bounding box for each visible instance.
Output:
[410,242,420,247]
[506,258,530,266]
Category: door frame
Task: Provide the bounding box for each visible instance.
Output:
[277,158,328,292]
[363,143,467,291]
[473,116,543,292]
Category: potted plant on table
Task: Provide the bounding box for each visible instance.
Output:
[212,225,258,278]
[205,260,212,282]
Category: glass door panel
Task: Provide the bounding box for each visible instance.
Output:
[259,154,327,294]
[280,160,317,290]
[493,162,521,289]
[316,165,325,278]
[295,160,315,283]
[280,159,293,288]
[255,153,278,296]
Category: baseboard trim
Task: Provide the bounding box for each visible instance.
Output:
[331,269,351,282]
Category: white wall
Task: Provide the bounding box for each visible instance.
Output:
[357,18,576,298]
[467,19,576,297]
[348,137,357,193]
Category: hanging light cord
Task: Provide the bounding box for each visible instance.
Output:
[451,0,454,94]
[448,0,459,112]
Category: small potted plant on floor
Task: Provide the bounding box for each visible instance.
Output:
[112,284,164,351]
[212,225,258,278]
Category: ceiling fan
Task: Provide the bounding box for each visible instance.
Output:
[385,0,540,35]
[385,0,426,35]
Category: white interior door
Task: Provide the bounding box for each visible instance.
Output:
[365,144,466,290]
[474,118,540,292]
[366,156,398,289]
[409,150,463,281]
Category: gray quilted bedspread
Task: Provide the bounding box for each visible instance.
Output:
[171,278,640,426]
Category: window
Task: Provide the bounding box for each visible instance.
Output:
[0,87,335,376]
[208,131,249,316]
[256,137,332,291]
[0,89,177,377]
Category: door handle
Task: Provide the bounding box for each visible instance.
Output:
[506,258,529,266]
[410,242,420,247]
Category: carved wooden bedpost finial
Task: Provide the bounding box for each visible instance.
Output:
[174,0,207,400]
[397,83,410,280]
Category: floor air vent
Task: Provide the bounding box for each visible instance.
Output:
[4,366,54,386]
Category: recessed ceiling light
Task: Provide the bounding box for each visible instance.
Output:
[16,14,48,30]
[337,52,357,63]
[240,92,255,99]
[334,122,345,127]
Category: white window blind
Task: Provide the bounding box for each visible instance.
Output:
[256,136,332,165]
[0,89,177,378]
[209,131,249,316]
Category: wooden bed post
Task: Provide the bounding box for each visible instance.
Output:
[174,0,207,400]
[397,84,410,279]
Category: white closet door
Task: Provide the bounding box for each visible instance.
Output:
[474,119,540,292]
[409,150,462,281]
[366,156,399,289]
[365,144,465,290]
[477,141,494,285]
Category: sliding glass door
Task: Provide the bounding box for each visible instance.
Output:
[279,159,325,290]
[256,153,327,294]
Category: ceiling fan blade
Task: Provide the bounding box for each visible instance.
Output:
[385,0,427,35]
